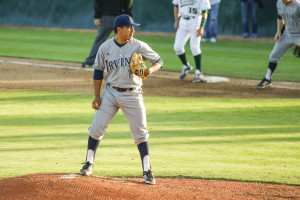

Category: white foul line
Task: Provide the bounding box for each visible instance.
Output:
[0,59,94,71]
[1,59,299,90]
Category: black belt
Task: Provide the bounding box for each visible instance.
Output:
[183,16,195,20]
[110,85,134,92]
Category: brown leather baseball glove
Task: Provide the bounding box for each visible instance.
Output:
[130,52,148,79]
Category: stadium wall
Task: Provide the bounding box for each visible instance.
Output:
[0,0,277,37]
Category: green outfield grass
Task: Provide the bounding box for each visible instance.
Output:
[0,27,299,81]
[0,90,299,185]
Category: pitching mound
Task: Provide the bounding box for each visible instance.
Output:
[0,173,299,200]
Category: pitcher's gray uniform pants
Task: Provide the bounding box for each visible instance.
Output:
[85,16,117,65]
[269,31,300,63]
[88,84,149,145]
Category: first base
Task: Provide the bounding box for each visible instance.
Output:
[202,76,230,83]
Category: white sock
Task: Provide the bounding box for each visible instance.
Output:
[143,155,150,172]
[86,149,94,164]
[265,68,272,80]
[195,69,201,74]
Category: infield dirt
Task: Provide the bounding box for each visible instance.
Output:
[1,56,300,98]
[0,56,300,199]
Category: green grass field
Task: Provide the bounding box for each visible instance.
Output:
[0,90,299,185]
[0,27,299,81]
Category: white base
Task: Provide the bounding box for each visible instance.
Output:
[202,76,230,83]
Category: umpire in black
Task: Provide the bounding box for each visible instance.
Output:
[82,0,133,67]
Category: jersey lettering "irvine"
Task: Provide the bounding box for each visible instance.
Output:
[104,56,131,73]
[94,37,163,88]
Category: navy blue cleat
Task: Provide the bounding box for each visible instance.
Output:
[256,78,272,89]
[143,170,156,185]
[179,64,193,80]
[80,161,94,176]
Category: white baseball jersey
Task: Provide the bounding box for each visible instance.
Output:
[172,0,211,18]
[94,37,163,88]
[173,0,211,56]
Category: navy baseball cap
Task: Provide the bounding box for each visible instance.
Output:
[113,14,140,28]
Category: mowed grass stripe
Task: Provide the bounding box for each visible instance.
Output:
[0,27,299,81]
[0,90,299,185]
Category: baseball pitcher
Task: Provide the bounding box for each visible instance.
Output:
[80,14,163,185]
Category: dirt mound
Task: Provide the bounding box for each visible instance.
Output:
[0,173,299,200]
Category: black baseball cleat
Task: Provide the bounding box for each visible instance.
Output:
[143,170,156,185]
[256,78,272,89]
[179,64,193,80]
[80,161,94,176]
[82,62,93,68]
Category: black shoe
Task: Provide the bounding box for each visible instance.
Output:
[143,170,156,185]
[179,64,193,80]
[192,71,204,83]
[80,161,94,176]
[82,62,93,68]
[256,78,272,89]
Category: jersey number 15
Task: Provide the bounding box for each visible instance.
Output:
[189,7,197,14]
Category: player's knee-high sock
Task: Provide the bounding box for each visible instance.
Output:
[265,62,278,80]
[86,135,100,164]
[137,141,150,172]
[178,53,188,66]
[194,54,201,72]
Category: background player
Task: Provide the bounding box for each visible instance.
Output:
[256,0,300,88]
[80,14,163,185]
[240,0,263,38]
[82,0,133,68]
[173,0,211,83]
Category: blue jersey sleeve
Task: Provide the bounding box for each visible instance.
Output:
[93,69,104,80]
